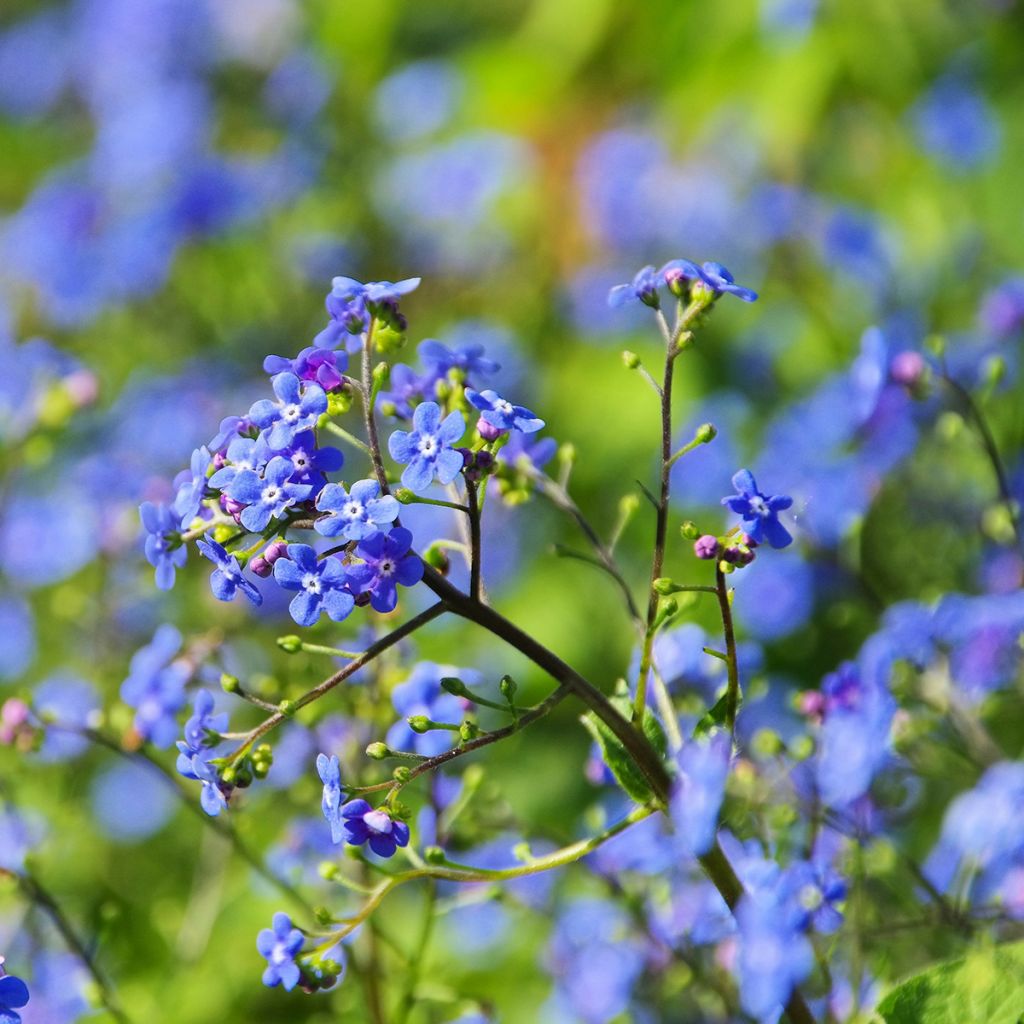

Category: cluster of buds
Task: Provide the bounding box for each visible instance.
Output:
[682,522,758,571]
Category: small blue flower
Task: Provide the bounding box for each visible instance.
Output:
[257,912,305,991]
[316,275,421,346]
[209,415,245,453]
[264,346,347,391]
[339,799,410,858]
[317,753,344,843]
[608,264,661,309]
[248,372,328,451]
[191,755,230,817]
[388,401,465,492]
[196,538,263,606]
[385,662,472,757]
[418,338,500,379]
[352,527,423,613]
[314,479,400,541]
[658,258,708,296]
[226,455,314,533]
[778,861,847,934]
[171,446,212,528]
[176,690,228,777]
[120,626,188,749]
[465,388,544,434]
[0,968,30,1024]
[277,431,344,494]
[208,434,272,491]
[722,469,793,548]
[139,501,186,591]
[273,544,356,627]
[736,898,813,1020]
[696,262,758,302]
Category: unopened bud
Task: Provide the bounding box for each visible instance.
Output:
[695,422,717,444]
[440,677,468,697]
[220,673,241,694]
[366,742,390,760]
[680,521,700,540]
[277,635,302,654]
[407,716,431,734]
[622,350,641,369]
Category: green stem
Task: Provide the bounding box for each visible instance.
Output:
[362,320,391,494]
[395,882,436,1024]
[323,420,372,456]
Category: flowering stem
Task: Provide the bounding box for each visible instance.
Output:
[714,566,741,739]
[466,478,483,601]
[323,419,372,456]
[421,565,673,804]
[362,320,391,494]
[399,493,470,513]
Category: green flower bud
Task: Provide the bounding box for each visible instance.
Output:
[653,577,675,595]
[423,544,450,572]
[407,715,431,734]
[221,766,237,785]
[680,521,700,540]
[695,422,717,444]
[424,845,445,864]
[374,324,406,356]
[278,699,298,717]
[371,361,391,391]
[276,635,302,654]
[394,488,416,504]
[499,675,517,701]
[327,389,353,416]
[622,350,641,369]
[440,676,468,696]
[459,720,479,743]
[366,742,390,760]
[379,399,397,417]
[314,905,334,926]
[393,765,412,783]
[318,861,340,880]
[220,673,241,694]
[212,524,235,544]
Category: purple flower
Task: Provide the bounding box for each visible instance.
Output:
[980,276,1024,339]
[608,264,661,309]
[352,527,423,613]
[694,534,720,560]
[264,346,347,391]
[696,261,758,303]
[196,538,263,606]
[176,690,228,777]
[317,753,344,843]
[0,968,29,1024]
[314,479,400,541]
[388,401,466,493]
[465,388,544,434]
[171,446,212,527]
[139,501,186,590]
[248,372,328,451]
[226,455,314,533]
[273,544,356,627]
[257,912,305,991]
[339,799,410,858]
[722,469,793,548]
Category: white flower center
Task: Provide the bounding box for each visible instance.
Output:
[799,883,823,911]
[282,403,302,422]
[749,495,769,517]
[363,810,393,835]
[262,485,281,505]
[496,399,513,415]
[418,434,438,456]
[344,501,364,520]
[292,451,310,470]
[379,559,395,577]
[302,573,321,594]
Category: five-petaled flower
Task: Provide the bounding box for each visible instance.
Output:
[226,455,314,533]
[317,752,344,843]
[257,912,306,991]
[314,479,400,541]
[721,470,793,548]
[339,799,410,858]
[208,434,272,491]
[273,544,356,627]
[197,538,263,606]
[264,346,348,391]
[352,527,423,613]
[466,388,544,435]
[248,372,328,451]
[172,446,212,528]
[176,690,228,776]
[696,262,758,303]
[388,401,466,493]
[139,501,186,590]
[191,754,230,816]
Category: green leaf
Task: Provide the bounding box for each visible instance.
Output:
[877,941,1024,1024]
[693,689,741,739]
[580,683,668,805]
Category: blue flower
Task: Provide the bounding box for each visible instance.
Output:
[778,860,846,934]
[139,501,186,590]
[120,626,188,748]
[208,434,272,491]
[314,479,400,541]
[352,527,423,613]
[273,544,356,627]
[316,275,421,346]
[671,733,731,856]
[696,261,758,303]
[418,338,499,379]
[277,431,343,494]
[171,446,212,527]
[658,258,708,295]
[257,912,305,991]
[608,264,661,309]
[196,538,263,606]
[722,469,793,548]
[225,455,314,533]
[176,690,228,777]
[376,363,429,419]
[338,799,410,858]
[385,662,474,757]
[912,73,1000,171]
[248,372,328,451]
[465,388,544,434]
[0,969,30,1024]
[317,753,344,843]
[388,401,465,492]
[191,756,230,817]
[736,898,813,1020]
[209,415,245,453]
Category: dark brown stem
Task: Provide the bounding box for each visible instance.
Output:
[466,478,482,601]
[715,566,741,737]
[362,321,391,494]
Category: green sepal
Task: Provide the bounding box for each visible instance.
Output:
[693,689,739,738]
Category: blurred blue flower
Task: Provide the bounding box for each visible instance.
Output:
[32,675,99,762]
[671,733,731,856]
[120,625,188,748]
[91,761,174,841]
[385,662,475,757]
[372,60,462,142]
[257,912,305,991]
[912,72,1000,171]
[0,598,34,680]
[317,753,344,844]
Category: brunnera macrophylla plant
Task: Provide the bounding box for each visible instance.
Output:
[135,261,829,1020]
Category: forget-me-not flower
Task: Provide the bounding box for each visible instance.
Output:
[388,401,465,492]
[722,469,793,548]
[314,479,400,541]
[248,372,327,451]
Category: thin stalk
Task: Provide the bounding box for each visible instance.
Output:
[715,566,741,738]
[362,320,391,494]
[466,478,483,601]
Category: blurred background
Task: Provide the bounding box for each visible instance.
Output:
[2,0,1024,1021]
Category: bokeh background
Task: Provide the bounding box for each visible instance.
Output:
[2,0,1024,1021]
